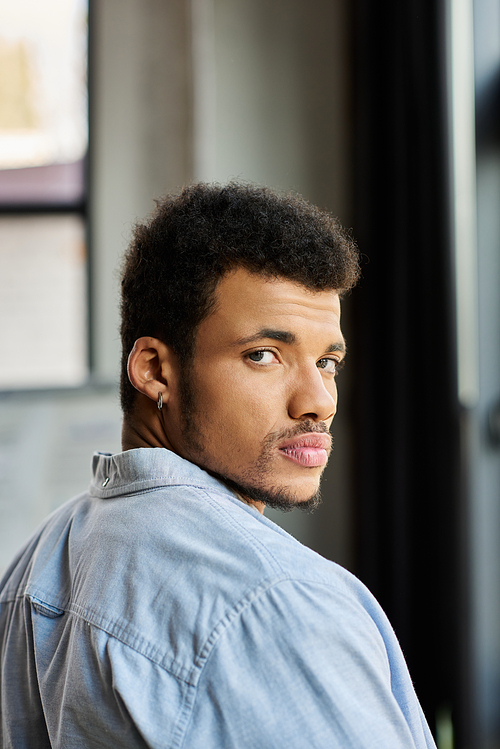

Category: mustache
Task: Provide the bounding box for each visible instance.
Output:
[264,420,331,447]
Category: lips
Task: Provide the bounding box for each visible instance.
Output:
[278,432,331,467]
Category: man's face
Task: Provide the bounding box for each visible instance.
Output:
[168,267,345,512]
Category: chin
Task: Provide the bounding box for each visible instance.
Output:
[213,471,323,514]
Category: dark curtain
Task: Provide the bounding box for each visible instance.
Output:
[351,0,471,743]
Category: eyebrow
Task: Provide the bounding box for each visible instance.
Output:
[233,328,296,346]
[233,328,347,355]
[326,341,347,356]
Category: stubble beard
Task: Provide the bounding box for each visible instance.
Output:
[179,371,328,513]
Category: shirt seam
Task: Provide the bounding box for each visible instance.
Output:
[24,588,197,686]
[17,572,386,749]
[176,576,387,748]
[174,576,292,749]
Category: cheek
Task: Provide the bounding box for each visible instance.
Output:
[202,370,282,435]
[202,367,259,408]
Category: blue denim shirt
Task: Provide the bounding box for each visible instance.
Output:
[0,448,436,748]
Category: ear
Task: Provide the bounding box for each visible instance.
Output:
[127,337,178,406]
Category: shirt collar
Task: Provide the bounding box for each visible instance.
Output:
[90,447,238,501]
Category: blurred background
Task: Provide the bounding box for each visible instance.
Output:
[0,0,499,746]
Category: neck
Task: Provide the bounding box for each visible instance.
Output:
[121,399,175,452]
[121,404,266,516]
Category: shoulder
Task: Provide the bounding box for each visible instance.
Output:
[183,571,432,749]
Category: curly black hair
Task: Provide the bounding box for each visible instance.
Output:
[120,182,360,414]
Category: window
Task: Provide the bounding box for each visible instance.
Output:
[0,0,88,389]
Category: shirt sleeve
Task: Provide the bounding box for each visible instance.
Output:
[181,578,436,749]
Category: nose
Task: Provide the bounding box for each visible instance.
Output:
[287,364,337,423]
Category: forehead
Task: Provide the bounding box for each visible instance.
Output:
[198,267,342,344]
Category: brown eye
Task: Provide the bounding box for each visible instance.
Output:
[247,350,277,365]
[248,351,266,362]
[317,358,338,374]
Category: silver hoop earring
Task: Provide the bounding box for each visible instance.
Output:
[157,392,163,411]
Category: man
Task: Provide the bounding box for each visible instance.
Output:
[0,183,436,747]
